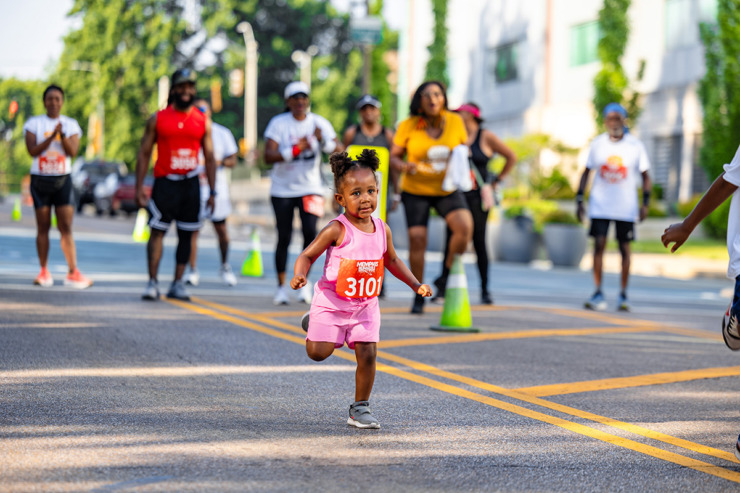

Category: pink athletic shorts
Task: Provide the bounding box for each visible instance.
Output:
[307,301,380,349]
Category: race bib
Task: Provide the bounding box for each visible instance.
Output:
[38,152,66,175]
[303,195,325,218]
[336,258,384,299]
[170,149,198,171]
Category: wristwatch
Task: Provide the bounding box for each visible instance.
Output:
[209,189,217,197]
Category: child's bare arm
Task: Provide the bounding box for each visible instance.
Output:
[383,224,432,297]
[291,221,343,289]
[661,172,737,252]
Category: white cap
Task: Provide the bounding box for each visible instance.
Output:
[356,94,381,109]
[284,81,310,99]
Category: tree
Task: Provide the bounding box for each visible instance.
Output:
[0,78,46,193]
[593,0,644,129]
[424,0,449,88]
[696,0,740,238]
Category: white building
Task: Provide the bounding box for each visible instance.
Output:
[398,0,718,202]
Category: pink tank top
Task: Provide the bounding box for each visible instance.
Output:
[314,214,387,309]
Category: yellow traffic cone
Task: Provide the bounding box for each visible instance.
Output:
[241,227,263,277]
[430,255,479,333]
[11,198,21,221]
[132,208,151,243]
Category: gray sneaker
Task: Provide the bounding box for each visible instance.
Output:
[347,401,380,429]
[584,291,607,311]
[301,312,310,333]
[141,279,160,301]
[167,280,191,301]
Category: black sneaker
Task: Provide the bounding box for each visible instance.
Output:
[301,312,310,333]
[481,292,493,305]
[735,433,740,461]
[411,294,425,314]
[431,275,447,303]
[722,305,740,351]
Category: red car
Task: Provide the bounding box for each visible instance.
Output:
[112,175,153,216]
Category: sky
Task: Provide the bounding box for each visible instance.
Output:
[0,0,403,81]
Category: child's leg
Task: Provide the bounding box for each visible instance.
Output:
[306,340,335,362]
[354,342,377,402]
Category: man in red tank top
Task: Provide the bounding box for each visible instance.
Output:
[135,68,216,301]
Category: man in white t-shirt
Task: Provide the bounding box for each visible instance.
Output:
[662,143,740,459]
[576,103,652,312]
[23,84,93,289]
[185,99,239,287]
[263,81,342,305]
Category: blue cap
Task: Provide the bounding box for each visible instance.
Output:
[603,102,627,118]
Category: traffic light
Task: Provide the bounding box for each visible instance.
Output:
[210,80,222,113]
[9,100,18,119]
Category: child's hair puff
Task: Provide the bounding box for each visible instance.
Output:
[329,149,379,190]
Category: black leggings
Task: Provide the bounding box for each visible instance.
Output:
[271,196,319,276]
[443,189,489,293]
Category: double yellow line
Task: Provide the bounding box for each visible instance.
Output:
[168,297,740,484]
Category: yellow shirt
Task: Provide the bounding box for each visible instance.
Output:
[393,111,467,196]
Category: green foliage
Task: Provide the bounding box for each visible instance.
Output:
[531,167,575,200]
[697,1,740,184]
[703,198,731,239]
[425,0,449,88]
[542,209,581,225]
[503,199,559,233]
[593,0,644,128]
[0,78,46,192]
[676,194,702,218]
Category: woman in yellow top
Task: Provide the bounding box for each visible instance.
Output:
[390,81,473,314]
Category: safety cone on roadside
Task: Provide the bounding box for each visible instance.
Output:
[241,227,263,277]
[132,208,151,243]
[430,254,479,333]
[11,198,21,222]
[51,210,57,228]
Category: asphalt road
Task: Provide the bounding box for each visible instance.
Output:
[2,201,740,492]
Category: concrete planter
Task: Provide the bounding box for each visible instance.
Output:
[497,215,538,263]
[542,223,587,267]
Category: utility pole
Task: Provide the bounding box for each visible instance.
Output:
[362,0,371,94]
[237,21,259,174]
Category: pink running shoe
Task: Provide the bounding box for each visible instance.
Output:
[64,269,93,289]
[33,267,53,287]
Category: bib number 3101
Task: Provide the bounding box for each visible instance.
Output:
[336,258,384,299]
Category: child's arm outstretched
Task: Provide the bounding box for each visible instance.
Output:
[383,224,432,297]
[661,172,737,252]
[291,221,343,290]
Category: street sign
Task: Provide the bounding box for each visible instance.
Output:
[350,16,383,45]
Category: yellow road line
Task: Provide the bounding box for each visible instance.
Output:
[172,298,740,476]
[254,304,510,319]
[517,366,740,397]
[533,306,661,327]
[379,326,659,348]
[376,351,738,465]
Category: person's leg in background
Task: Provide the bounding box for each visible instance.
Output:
[271,195,296,305]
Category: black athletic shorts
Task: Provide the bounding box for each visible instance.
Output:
[30,174,74,209]
[402,190,468,228]
[148,176,201,232]
[589,218,635,243]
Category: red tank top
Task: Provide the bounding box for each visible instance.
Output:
[154,105,207,177]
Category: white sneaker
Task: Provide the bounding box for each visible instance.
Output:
[298,280,313,304]
[220,263,237,286]
[273,285,290,305]
[185,269,200,287]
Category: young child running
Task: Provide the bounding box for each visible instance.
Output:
[291,149,432,429]
[661,144,740,458]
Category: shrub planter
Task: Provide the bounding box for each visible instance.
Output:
[542,223,587,267]
[497,215,538,263]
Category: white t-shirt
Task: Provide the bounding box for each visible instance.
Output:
[722,146,740,278]
[264,112,337,197]
[23,114,83,176]
[197,122,238,221]
[585,133,651,222]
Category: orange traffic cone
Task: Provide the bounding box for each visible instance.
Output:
[430,255,479,333]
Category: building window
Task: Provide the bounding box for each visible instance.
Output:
[665,0,693,50]
[492,42,518,83]
[570,21,599,66]
[699,0,718,23]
